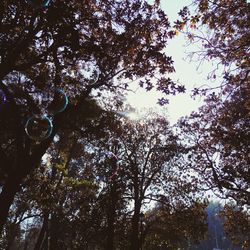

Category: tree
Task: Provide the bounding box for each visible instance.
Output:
[120,115,180,250]
[1,123,113,249]
[220,203,250,249]
[67,112,183,250]
[144,201,207,250]
[0,0,185,232]
[93,112,204,250]
[176,0,250,205]
[55,110,205,250]
[1,102,209,249]
[178,87,250,205]
[176,0,249,73]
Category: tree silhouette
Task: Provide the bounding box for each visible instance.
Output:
[0,0,185,232]
[177,0,250,205]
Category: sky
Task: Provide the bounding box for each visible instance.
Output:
[126,0,220,124]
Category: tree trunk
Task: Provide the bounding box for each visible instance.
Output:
[130,162,142,250]
[0,139,52,235]
[130,182,141,250]
[105,183,117,250]
[0,174,22,234]
[49,214,61,250]
[5,223,20,250]
[106,214,115,250]
[34,213,49,250]
[130,208,140,250]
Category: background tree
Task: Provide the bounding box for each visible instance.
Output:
[92,112,206,250]
[172,2,250,249]
[72,112,189,250]
[176,0,250,205]
[192,201,246,250]
[119,115,180,250]
[144,200,207,250]
[220,203,250,249]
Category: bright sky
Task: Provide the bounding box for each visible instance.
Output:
[126,0,219,124]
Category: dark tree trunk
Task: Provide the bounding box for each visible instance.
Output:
[0,138,52,235]
[5,223,20,250]
[0,174,23,234]
[49,214,61,250]
[130,206,141,250]
[130,176,141,250]
[105,182,118,250]
[129,160,143,250]
[106,214,115,250]
[34,213,49,250]
[41,233,49,250]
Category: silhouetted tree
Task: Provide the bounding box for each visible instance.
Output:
[0,0,185,233]
[177,0,250,205]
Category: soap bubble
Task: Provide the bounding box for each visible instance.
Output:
[77,61,100,84]
[28,0,52,8]
[47,89,68,115]
[0,89,7,107]
[25,115,53,141]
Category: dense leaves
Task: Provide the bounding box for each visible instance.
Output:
[177,0,250,205]
[0,0,249,249]
[144,201,207,250]
[175,2,250,247]
[0,0,186,233]
[220,203,250,249]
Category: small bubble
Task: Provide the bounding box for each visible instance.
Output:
[47,89,68,115]
[25,115,53,141]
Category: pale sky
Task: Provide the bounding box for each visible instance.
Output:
[126,0,220,124]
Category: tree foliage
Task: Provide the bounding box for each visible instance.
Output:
[144,201,207,250]
[0,0,186,232]
[1,0,249,248]
[1,112,208,250]
[220,203,250,249]
[177,0,250,205]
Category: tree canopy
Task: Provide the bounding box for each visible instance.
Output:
[176,0,250,205]
[0,0,186,233]
[0,0,249,249]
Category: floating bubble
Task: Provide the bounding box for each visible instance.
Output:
[0,89,7,107]
[47,89,68,115]
[78,61,100,84]
[25,115,53,141]
[28,0,52,8]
